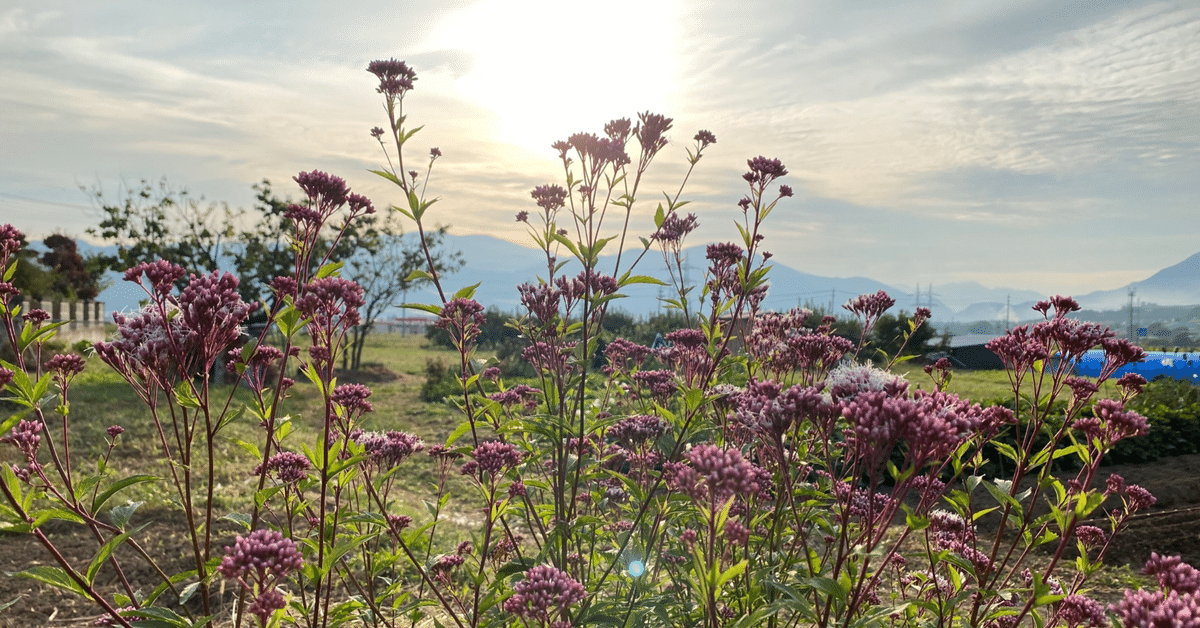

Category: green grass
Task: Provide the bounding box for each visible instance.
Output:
[894,361,1124,405]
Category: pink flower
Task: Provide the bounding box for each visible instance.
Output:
[502,565,585,622]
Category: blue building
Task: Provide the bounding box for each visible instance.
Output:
[1072,350,1200,381]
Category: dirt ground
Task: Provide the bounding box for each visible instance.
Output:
[2,454,1199,627]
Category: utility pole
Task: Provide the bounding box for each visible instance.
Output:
[1005,295,1011,331]
[1128,287,1136,342]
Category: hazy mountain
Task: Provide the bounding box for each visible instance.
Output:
[935,282,1045,313]
[39,235,1200,326]
[1074,251,1200,311]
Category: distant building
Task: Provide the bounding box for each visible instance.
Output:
[946,333,1006,370]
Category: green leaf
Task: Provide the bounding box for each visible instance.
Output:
[369,168,404,188]
[404,302,443,316]
[31,508,85,529]
[314,260,344,280]
[86,523,149,584]
[454,282,481,300]
[405,269,435,283]
[173,381,201,409]
[221,512,252,531]
[109,501,144,529]
[94,475,158,513]
[619,274,668,288]
[9,566,85,595]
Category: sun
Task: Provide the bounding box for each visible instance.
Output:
[421,0,682,153]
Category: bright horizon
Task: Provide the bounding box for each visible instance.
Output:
[1,1,1197,298]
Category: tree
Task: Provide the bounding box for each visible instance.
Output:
[41,234,104,301]
[84,175,464,370]
[83,177,237,290]
[870,310,937,359]
[343,226,462,370]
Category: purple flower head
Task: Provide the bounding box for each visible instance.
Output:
[387,514,412,534]
[530,184,567,212]
[47,353,86,378]
[1143,553,1200,595]
[331,383,373,416]
[178,271,257,367]
[431,147,442,159]
[502,565,586,622]
[1106,473,1126,495]
[95,304,195,385]
[367,58,417,97]
[1079,399,1149,444]
[632,369,676,402]
[293,169,349,209]
[694,129,716,147]
[1074,525,1106,548]
[666,443,761,507]
[270,276,297,299]
[608,415,669,447]
[435,297,485,343]
[1065,376,1100,407]
[1117,372,1148,397]
[124,260,186,295]
[1057,594,1109,628]
[516,210,529,223]
[518,282,560,325]
[705,242,743,266]
[2,419,42,461]
[843,290,895,322]
[296,277,365,331]
[603,338,651,373]
[482,366,501,381]
[651,212,699,245]
[779,184,794,198]
[354,430,425,469]
[370,126,384,139]
[634,111,673,159]
[255,451,311,484]
[743,156,788,187]
[985,325,1051,376]
[1099,337,1147,380]
[217,529,302,583]
[842,389,987,468]
[605,117,631,141]
[1112,588,1200,628]
[106,425,124,439]
[488,384,542,410]
[472,440,521,476]
[0,224,23,261]
[25,309,50,326]
[1126,484,1156,512]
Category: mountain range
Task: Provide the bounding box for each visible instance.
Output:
[59,235,1200,324]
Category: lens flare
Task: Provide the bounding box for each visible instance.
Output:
[627,560,645,577]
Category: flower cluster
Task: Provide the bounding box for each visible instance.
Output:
[367,58,417,98]
[608,415,669,447]
[354,431,425,469]
[331,383,374,417]
[502,565,586,624]
[472,441,522,477]
[255,452,311,484]
[665,443,761,508]
[1143,553,1200,595]
[218,530,302,625]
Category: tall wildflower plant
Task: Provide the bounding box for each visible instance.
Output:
[1,56,1197,628]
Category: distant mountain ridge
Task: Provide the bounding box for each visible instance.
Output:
[57,235,1200,323]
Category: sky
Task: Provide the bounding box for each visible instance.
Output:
[1,0,1198,299]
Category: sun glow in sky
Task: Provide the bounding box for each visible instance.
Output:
[418,0,681,153]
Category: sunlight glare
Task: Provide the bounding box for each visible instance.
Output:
[422,0,681,153]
